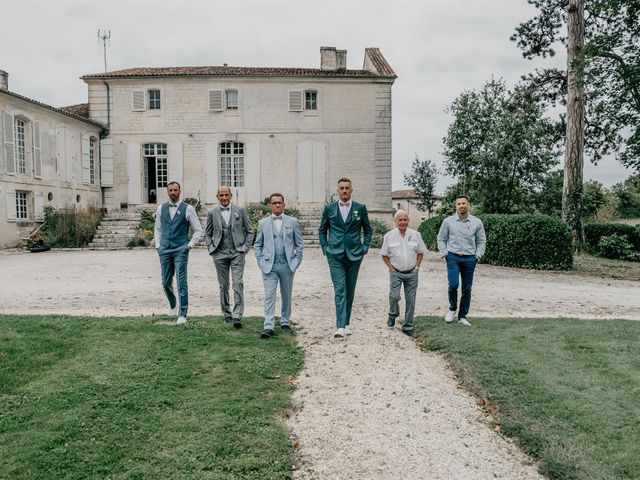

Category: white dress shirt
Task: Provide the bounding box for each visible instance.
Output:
[380,228,427,271]
[220,205,231,226]
[153,200,203,249]
[339,200,352,222]
[272,214,283,235]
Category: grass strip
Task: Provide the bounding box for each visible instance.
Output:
[0,315,303,479]
[414,316,640,480]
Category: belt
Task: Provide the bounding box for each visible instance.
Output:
[397,268,416,274]
[450,252,474,258]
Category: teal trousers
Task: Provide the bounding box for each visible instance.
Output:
[326,252,362,328]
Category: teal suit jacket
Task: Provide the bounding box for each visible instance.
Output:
[318,201,373,261]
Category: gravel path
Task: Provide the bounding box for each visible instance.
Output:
[1,248,637,479]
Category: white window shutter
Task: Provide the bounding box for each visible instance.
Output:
[208,90,223,111]
[81,133,90,184]
[33,121,42,177]
[289,90,303,112]
[132,90,145,111]
[34,192,45,221]
[6,193,17,220]
[3,111,15,174]
[100,138,114,186]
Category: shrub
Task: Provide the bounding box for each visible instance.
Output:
[183,197,201,212]
[418,215,445,251]
[419,214,573,270]
[481,214,573,270]
[41,206,103,248]
[244,203,300,236]
[369,218,390,248]
[597,234,640,261]
[584,222,640,253]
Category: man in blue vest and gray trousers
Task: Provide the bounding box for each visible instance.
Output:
[153,181,203,325]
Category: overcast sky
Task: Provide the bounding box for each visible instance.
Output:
[1,0,634,193]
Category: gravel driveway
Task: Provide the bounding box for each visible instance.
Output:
[1,248,637,479]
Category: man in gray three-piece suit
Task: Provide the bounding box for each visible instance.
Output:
[254,193,304,339]
[204,186,254,328]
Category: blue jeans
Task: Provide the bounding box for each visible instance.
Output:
[445,253,477,319]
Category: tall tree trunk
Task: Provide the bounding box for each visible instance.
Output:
[562,0,586,248]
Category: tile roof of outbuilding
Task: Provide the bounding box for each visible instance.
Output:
[60,103,90,118]
[0,90,104,128]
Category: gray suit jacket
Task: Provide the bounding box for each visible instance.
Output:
[254,214,304,274]
[204,204,254,255]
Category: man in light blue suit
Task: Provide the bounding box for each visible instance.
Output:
[254,193,304,339]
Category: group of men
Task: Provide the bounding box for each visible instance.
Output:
[153,179,486,338]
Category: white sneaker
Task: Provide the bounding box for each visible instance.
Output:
[344,325,352,335]
[458,318,471,326]
[334,328,345,338]
[176,316,187,325]
[444,310,456,323]
[169,304,179,316]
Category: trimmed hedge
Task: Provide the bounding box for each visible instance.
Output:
[481,214,573,270]
[418,215,445,251]
[584,222,640,253]
[418,213,573,270]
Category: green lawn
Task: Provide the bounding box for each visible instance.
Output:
[414,316,640,480]
[0,315,303,480]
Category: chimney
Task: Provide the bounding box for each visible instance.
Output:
[0,70,8,91]
[336,50,347,71]
[320,47,336,70]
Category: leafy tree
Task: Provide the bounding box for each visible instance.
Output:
[403,155,439,212]
[612,173,640,217]
[442,78,561,214]
[535,169,564,217]
[513,0,640,169]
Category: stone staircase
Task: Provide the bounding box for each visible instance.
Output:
[297,207,322,246]
[88,211,141,250]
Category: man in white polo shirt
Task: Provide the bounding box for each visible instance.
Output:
[380,209,427,336]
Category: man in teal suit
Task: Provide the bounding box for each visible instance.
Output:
[319,178,373,338]
[254,193,304,339]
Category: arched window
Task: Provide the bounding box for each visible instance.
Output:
[219,142,244,187]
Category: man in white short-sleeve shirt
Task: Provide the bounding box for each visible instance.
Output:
[380,209,427,336]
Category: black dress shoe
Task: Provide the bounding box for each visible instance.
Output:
[233,319,242,329]
[223,317,233,325]
[387,317,396,328]
[402,329,414,336]
[281,325,292,334]
[261,329,275,339]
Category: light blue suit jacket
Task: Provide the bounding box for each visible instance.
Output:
[254,214,304,274]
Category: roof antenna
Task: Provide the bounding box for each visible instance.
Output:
[98,29,111,72]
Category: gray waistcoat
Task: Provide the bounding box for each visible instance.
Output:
[274,223,287,263]
[218,217,237,254]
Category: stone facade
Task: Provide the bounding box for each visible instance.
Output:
[0,87,103,248]
[82,47,396,214]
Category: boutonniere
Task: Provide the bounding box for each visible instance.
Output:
[234,212,239,220]
[176,210,181,216]
[285,224,291,230]
[353,210,360,220]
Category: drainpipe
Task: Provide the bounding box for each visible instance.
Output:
[102,80,111,136]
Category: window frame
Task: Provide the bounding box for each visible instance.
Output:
[14,118,27,174]
[305,89,318,110]
[219,141,245,188]
[225,89,239,110]
[16,191,28,220]
[148,89,161,110]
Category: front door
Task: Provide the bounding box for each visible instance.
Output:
[220,141,246,205]
[145,157,157,203]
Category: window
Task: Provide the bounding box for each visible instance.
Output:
[144,143,168,187]
[89,138,97,184]
[225,90,238,110]
[219,142,244,187]
[16,191,28,219]
[148,89,161,110]
[305,90,317,110]
[14,119,26,174]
